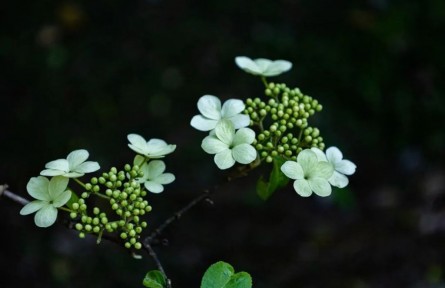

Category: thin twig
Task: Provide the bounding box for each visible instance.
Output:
[147,189,211,243]
[0,185,29,206]
[142,240,172,287]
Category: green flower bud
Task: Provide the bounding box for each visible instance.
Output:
[91,177,98,185]
[85,183,92,191]
[85,224,92,232]
[75,223,83,231]
[93,226,100,233]
[79,232,85,239]
[141,221,148,228]
[70,212,77,219]
[93,185,100,193]
[81,192,88,198]
[120,232,128,239]
[72,203,79,210]
[124,242,131,249]
[98,177,106,184]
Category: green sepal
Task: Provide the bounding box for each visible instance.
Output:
[201,261,252,288]
[65,189,79,210]
[256,156,289,200]
[142,270,166,288]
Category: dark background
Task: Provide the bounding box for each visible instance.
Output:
[1,0,445,287]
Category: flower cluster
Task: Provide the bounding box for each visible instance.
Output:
[20,134,176,249]
[191,95,257,169]
[21,150,100,227]
[280,147,356,197]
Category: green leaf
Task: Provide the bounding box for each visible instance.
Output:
[201,261,234,288]
[257,156,289,200]
[225,272,252,288]
[143,270,166,288]
[65,189,79,210]
[201,261,252,288]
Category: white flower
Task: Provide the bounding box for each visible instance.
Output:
[201,119,257,170]
[190,95,250,132]
[127,134,176,158]
[40,149,100,178]
[20,176,71,228]
[137,160,175,193]
[281,149,334,197]
[311,147,357,188]
[235,56,292,77]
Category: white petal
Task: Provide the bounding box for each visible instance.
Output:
[294,180,312,197]
[190,115,218,131]
[155,173,175,185]
[34,205,58,228]
[310,147,327,161]
[48,176,69,199]
[214,150,235,170]
[326,147,343,164]
[221,99,245,118]
[20,200,46,215]
[228,114,250,129]
[202,136,228,154]
[40,169,66,177]
[74,161,100,173]
[146,160,166,179]
[233,128,255,146]
[311,162,334,179]
[254,58,272,73]
[214,120,235,145]
[329,171,349,188]
[44,159,69,172]
[128,144,147,155]
[335,159,356,175]
[309,177,332,197]
[63,172,84,178]
[232,144,257,164]
[263,60,292,77]
[197,95,221,120]
[281,161,303,180]
[235,56,262,75]
[127,134,147,149]
[27,176,50,201]
[297,150,318,172]
[52,190,72,207]
[67,149,89,169]
[144,181,164,193]
[146,139,176,157]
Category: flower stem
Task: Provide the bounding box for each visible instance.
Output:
[73,178,86,189]
[261,76,268,88]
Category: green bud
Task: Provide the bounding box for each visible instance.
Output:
[79,232,85,239]
[141,221,148,228]
[85,224,92,232]
[75,223,83,231]
[93,218,100,225]
[85,183,92,191]
[145,206,152,212]
[120,232,128,239]
[98,177,106,184]
[266,156,273,163]
[265,89,272,96]
[93,185,100,192]
[80,204,87,211]
[81,192,88,198]
[72,203,79,210]
[70,212,77,219]
[91,177,98,185]
[93,226,100,233]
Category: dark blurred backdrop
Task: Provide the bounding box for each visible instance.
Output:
[1,0,445,287]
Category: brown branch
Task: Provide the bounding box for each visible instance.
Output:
[142,240,172,288]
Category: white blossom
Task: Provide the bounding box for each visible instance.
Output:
[40,149,100,178]
[235,56,292,77]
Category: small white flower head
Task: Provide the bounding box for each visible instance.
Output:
[127,134,176,158]
[201,119,257,170]
[137,160,175,193]
[190,95,250,132]
[281,149,334,197]
[311,147,357,188]
[235,56,292,77]
[40,149,100,178]
[20,176,71,228]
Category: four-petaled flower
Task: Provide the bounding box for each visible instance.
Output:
[128,134,176,158]
[137,160,175,193]
[202,119,257,170]
[190,95,250,132]
[281,149,334,197]
[235,56,292,77]
[311,147,357,188]
[20,176,71,228]
[40,149,100,178]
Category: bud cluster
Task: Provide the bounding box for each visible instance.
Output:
[244,82,325,163]
[71,165,151,249]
